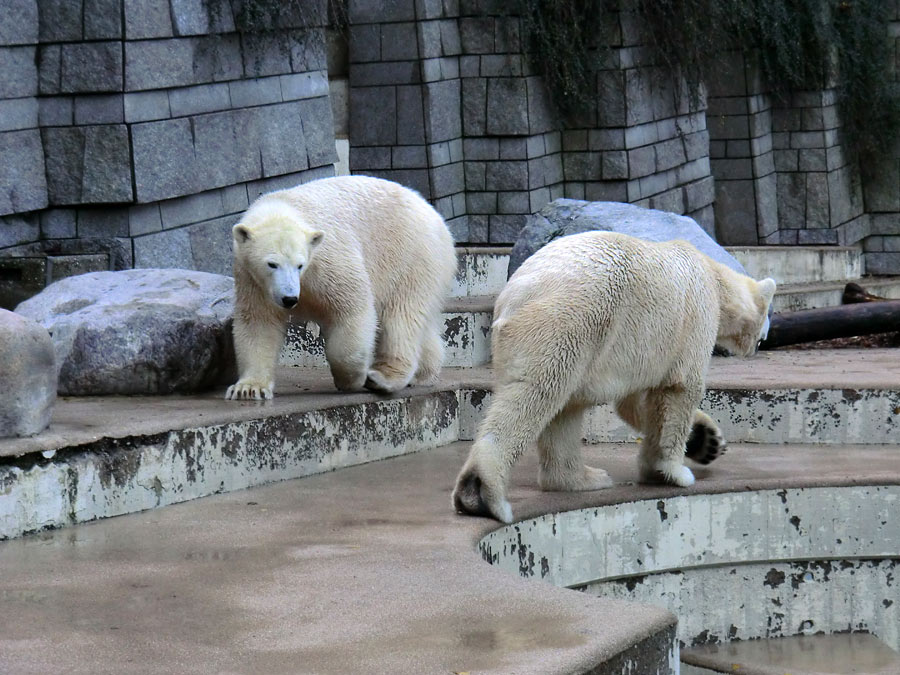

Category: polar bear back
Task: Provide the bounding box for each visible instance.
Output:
[492,231,721,399]
[261,176,455,310]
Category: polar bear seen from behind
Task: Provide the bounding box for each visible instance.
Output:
[226,176,456,400]
[452,231,776,523]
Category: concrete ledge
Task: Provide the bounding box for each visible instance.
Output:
[1,351,897,540]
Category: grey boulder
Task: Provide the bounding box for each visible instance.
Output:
[0,309,57,437]
[16,269,236,395]
[509,199,750,277]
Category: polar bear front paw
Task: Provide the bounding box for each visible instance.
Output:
[225,380,274,401]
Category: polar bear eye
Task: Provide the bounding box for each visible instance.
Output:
[267,262,277,269]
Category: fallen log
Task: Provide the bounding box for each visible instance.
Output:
[759,300,900,350]
[842,282,889,304]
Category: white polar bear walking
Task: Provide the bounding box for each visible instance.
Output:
[226,175,456,400]
[452,231,776,523]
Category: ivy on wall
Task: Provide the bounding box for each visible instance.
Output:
[514,0,898,164]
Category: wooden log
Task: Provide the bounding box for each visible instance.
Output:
[759,300,900,349]
[842,282,889,304]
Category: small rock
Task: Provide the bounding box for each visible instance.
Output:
[16,269,236,395]
[509,199,751,277]
[0,309,57,437]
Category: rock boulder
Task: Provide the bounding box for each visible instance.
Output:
[0,309,56,437]
[16,269,236,395]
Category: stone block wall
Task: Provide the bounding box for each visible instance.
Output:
[860,0,900,274]
[0,0,337,307]
[347,0,716,244]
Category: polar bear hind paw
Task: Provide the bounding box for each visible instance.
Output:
[452,470,514,524]
[685,414,728,465]
[639,461,695,487]
[225,380,274,400]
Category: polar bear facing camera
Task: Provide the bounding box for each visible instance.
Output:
[226,176,456,400]
[452,231,776,523]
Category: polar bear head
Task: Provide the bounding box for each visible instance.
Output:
[232,199,324,309]
[714,265,777,357]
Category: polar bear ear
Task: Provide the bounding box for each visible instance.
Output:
[233,224,251,244]
[309,230,325,248]
[758,277,777,304]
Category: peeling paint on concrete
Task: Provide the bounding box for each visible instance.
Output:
[450,250,510,299]
[0,391,459,540]
[479,486,900,660]
[460,387,900,445]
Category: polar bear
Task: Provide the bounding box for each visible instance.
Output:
[225,175,456,400]
[452,231,776,523]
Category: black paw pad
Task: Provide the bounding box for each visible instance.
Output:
[685,421,727,465]
[453,471,492,518]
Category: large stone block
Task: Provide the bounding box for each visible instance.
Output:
[462,78,486,136]
[349,24,380,63]
[133,227,194,269]
[37,0,82,41]
[241,32,293,78]
[38,45,61,95]
[124,0,173,38]
[350,86,396,145]
[258,102,311,175]
[349,0,415,23]
[168,83,230,117]
[60,42,123,93]
[296,97,337,168]
[776,172,806,230]
[396,85,426,144]
[714,179,758,245]
[84,0,123,39]
[0,130,47,216]
[131,118,200,202]
[42,125,132,205]
[381,22,419,61]
[423,79,461,142]
[0,47,38,98]
[0,98,38,133]
[15,269,236,395]
[0,0,38,46]
[0,309,55,437]
[486,78,528,136]
[188,215,238,276]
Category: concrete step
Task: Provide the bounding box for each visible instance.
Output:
[279,296,495,368]
[773,276,900,313]
[451,246,510,298]
[682,633,900,674]
[0,351,896,541]
[727,245,863,284]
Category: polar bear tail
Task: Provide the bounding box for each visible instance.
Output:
[684,411,728,465]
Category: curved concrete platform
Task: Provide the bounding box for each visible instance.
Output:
[1,442,899,673]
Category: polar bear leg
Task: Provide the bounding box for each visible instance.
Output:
[365,305,426,393]
[538,404,613,492]
[636,386,699,488]
[453,379,573,523]
[322,306,377,392]
[411,329,444,386]
[226,308,286,400]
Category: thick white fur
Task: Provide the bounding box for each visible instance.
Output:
[452,231,776,523]
[226,175,456,400]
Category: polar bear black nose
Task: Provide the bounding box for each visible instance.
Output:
[281,296,298,308]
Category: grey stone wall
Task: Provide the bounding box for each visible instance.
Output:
[2,0,899,305]
[347,0,716,244]
[0,0,337,308]
[860,0,900,274]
